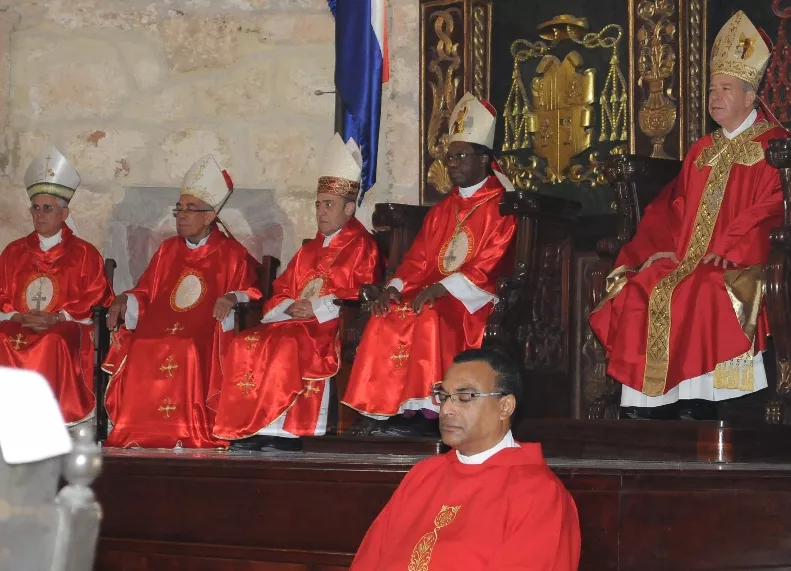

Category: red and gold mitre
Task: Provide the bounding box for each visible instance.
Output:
[316,133,362,198]
[710,11,770,90]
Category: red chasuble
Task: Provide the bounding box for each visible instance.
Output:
[0,226,112,424]
[350,444,580,571]
[343,175,515,416]
[212,217,380,439]
[104,226,261,448]
[590,115,788,397]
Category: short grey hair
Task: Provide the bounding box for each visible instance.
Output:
[56,197,68,208]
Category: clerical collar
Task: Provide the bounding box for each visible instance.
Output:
[458,177,487,199]
[322,227,342,247]
[38,229,63,252]
[723,109,757,140]
[456,430,519,465]
[185,232,211,250]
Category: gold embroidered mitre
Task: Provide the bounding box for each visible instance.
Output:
[710,11,770,90]
[316,133,362,199]
[181,155,233,213]
[448,92,497,149]
[24,146,81,203]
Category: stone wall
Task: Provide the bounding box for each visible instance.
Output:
[0,0,419,275]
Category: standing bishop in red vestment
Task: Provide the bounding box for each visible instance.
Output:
[213,135,380,451]
[0,147,113,426]
[103,155,261,448]
[343,93,516,436]
[350,348,580,570]
[590,11,788,420]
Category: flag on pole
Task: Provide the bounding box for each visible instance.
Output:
[331,0,389,204]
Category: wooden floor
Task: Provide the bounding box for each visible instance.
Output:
[93,431,791,571]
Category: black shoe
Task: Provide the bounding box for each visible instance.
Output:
[348,416,388,436]
[621,404,676,420]
[677,400,717,421]
[262,436,303,452]
[230,435,272,451]
[375,414,440,438]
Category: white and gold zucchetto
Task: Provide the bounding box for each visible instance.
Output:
[316,133,363,199]
[24,146,81,203]
[448,92,498,149]
[710,11,771,90]
[181,155,233,213]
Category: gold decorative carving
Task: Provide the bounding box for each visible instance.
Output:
[426,8,463,196]
[502,14,628,186]
[529,52,595,181]
[472,5,486,98]
[688,0,704,145]
[636,0,677,159]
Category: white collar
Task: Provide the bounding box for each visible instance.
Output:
[322,227,342,248]
[38,230,63,252]
[185,232,211,250]
[723,109,757,140]
[458,177,487,199]
[456,430,519,465]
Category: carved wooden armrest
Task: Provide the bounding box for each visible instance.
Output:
[335,285,381,363]
[763,138,791,424]
[90,305,111,442]
[234,300,264,332]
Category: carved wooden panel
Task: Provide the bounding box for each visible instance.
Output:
[419,0,492,205]
[629,0,707,159]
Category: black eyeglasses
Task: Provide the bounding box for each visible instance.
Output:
[172,207,214,217]
[431,388,505,405]
[446,151,485,163]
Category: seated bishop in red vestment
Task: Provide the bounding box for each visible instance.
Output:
[212,135,380,451]
[350,348,581,570]
[342,93,516,436]
[590,11,788,420]
[0,146,113,426]
[103,156,261,448]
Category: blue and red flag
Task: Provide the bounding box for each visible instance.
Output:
[329,0,389,204]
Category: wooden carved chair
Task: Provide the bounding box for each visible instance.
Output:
[586,154,683,419]
[91,255,281,442]
[763,138,791,425]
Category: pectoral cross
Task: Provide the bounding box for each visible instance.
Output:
[159,356,178,379]
[302,381,321,398]
[165,322,184,335]
[393,304,412,320]
[444,248,457,267]
[244,333,260,350]
[8,334,27,350]
[236,372,255,396]
[158,397,177,419]
[32,278,47,311]
[390,344,410,368]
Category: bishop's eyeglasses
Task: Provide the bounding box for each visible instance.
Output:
[29,204,63,214]
[172,206,214,217]
[431,388,505,406]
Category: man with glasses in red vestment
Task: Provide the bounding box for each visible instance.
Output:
[103,155,261,448]
[343,92,517,437]
[350,348,580,570]
[0,146,113,427]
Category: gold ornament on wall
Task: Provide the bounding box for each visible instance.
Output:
[501,15,629,188]
[636,0,677,159]
[425,8,462,196]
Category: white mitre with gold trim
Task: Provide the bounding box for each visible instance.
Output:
[181,155,233,213]
[710,11,771,90]
[317,133,362,198]
[24,146,81,203]
[448,92,497,149]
